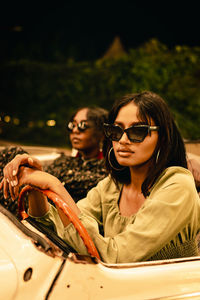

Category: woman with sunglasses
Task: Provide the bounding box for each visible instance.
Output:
[0,106,108,216]
[44,106,108,202]
[1,91,200,263]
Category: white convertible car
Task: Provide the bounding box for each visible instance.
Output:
[1,146,200,300]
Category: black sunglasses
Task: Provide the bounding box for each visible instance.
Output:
[103,123,159,143]
[67,121,90,132]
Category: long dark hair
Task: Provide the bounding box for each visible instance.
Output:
[104,91,187,196]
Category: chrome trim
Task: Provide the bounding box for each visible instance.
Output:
[99,255,200,269]
[151,291,200,299]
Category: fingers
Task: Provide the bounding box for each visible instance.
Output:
[0,178,8,199]
[3,153,43,188]
[1,152,43,201]
[1,162,36,201]
[27,156,43,171]
[8,180,15,200]
[12,185,19,200]
[3,154,27,186]
[0,176,17,201]
[0,179,3,191]
[0,177,17,201]
[2,178,9,199]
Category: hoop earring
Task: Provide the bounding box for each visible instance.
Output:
[156,149,160,164]
[108,147,126,171]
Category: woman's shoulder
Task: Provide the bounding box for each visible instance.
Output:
[152,166,196,192]
[162,166,194,180]
[148,167,200,215]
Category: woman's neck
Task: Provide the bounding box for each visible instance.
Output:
[78,148,101,160]
[120,180,146,216]
[119,165,150,217]
[128,164,149,192]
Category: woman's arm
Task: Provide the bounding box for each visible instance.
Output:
[1,166,81,226]
[0,153,43,200]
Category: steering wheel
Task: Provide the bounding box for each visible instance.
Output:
[18,185,100,259]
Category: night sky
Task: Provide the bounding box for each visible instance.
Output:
[1,2,200,61]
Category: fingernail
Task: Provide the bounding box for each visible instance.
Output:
[13,170,17,176]
[28,157,33,164]
[6,178,9,183]
[13,180,17,186]
[11,181,14,187]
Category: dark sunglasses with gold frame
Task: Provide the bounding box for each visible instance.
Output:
[103,123,159,143]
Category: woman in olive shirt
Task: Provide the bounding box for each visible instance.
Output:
[1,91,200,263]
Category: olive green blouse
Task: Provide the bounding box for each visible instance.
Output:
[35,167,200,263]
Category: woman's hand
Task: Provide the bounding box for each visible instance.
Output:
[0,153,43,200]
[18,167,59,189]
[2,153,43,185]
[0,165,59,201]
[0,160,80,224]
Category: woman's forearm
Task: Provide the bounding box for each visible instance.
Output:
[46,177,80,214]
[27,172,81,226]
[2,160,81,225]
